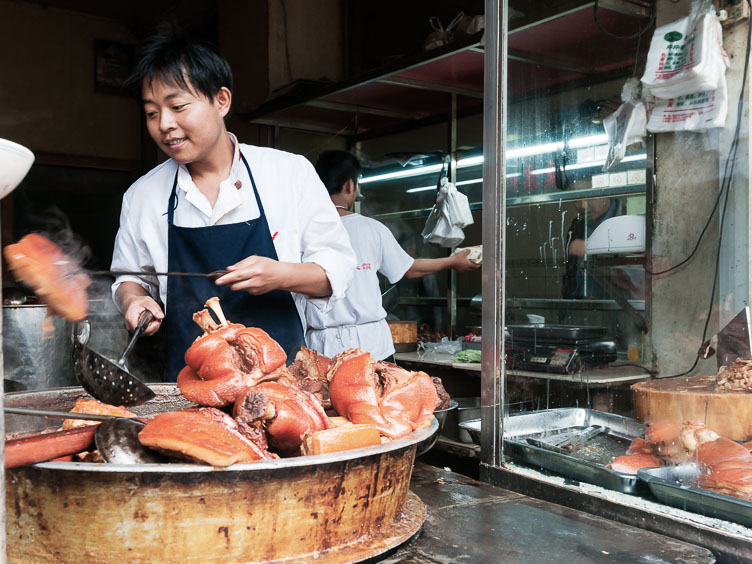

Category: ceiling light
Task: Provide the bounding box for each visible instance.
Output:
[530,154,646,175]
[358,163,444,184]
[361,134,613,185]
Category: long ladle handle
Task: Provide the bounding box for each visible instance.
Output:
[90,270,229,280]
[4,407,138,422]
[118,310,154,366]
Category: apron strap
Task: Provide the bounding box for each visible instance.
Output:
[167,167,179,226]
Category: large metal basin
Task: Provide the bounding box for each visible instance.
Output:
[2,304,75,391]
[5,385,433,563]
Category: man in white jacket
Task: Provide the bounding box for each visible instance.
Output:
[305,151,479,362]
[111,31,355,380]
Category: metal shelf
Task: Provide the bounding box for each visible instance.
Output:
[397,296,474,307]
[396,296,645,312]
[372,184,646,221]
[506,184,646,207]
[241,2,649,142]
[507,297,645,312]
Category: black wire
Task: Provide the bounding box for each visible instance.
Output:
[617,363,657,377]
[594,0,656,40]
[659,5,752,379]
[644,179,727,275]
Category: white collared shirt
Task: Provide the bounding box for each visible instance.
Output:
[305,213,414,360]
[111,135,356,328]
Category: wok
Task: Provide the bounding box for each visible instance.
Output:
[5,384,433,563]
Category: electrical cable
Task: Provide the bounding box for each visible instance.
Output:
[594,0,656,40]
[644,179,727,275]
[280,0,294,83]
[659,3,752,378]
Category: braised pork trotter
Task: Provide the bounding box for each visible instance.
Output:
[138,408,274,466]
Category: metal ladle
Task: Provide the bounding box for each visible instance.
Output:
[94,418,165,464]
[4,408,164,464]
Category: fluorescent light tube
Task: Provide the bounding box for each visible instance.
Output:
[361,134,616,185]
[530,154,646,175]
[359,163,444,184]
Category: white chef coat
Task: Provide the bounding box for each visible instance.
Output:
[111,134,356,329]
[305,213,414,360]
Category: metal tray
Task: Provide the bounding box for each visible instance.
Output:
[459,408,647,494]
[638,464,752,528]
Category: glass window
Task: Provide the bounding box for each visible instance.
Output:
[493,0,752,534]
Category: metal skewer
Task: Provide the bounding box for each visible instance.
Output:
[90,270,229,280]
[4,407,139,422]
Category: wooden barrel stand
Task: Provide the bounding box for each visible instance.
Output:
[632,375,752,440]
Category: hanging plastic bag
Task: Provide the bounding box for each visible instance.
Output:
[603,78,647,171]
[646,73,728,132]
[443,177,474,229]
[641,5,726,99]
[603,101,647,171]
[422,178,470,247]
[421,198,465,247]
[424,12,464,51]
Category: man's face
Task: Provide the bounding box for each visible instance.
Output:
[575,198,611,220]
[141,76,230,164]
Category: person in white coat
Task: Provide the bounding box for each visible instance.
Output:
[110,30,355,380]
[305,151,479,362]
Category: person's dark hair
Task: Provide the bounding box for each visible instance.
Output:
[127,27,232,106]
[315,151,361,195]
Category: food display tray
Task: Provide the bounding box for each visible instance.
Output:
[459,408,647,494]
[638,464,752,528]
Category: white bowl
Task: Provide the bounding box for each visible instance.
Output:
[0,138,34,200]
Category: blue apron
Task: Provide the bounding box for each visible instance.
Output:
[165,152,305,381]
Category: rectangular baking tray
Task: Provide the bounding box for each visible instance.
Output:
[459,408,647,494]
[638,464,752,528]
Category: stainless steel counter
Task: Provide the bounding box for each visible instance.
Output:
[395,351,651,384]
[385,463,714,563]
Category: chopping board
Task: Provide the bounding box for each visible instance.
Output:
[388,321,417,353]
[632,375,752,440]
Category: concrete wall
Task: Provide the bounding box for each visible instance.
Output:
[0,1,140,161]
[268,0,345,96]
[646,0,747,377]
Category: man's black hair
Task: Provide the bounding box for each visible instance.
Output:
[127,27,232,105]
[315,151,362,196]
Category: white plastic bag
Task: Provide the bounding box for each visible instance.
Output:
[646,74,728,132]
[641,8,726,99]
[421,204,465,247]
[424,13,464,51]
[419,337,463,355]
[443,179,474,229]
[421,178,473,247]
[603,100,647,171]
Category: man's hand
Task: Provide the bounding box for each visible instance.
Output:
[216,256,332,297]
[450,249,481,273]
[124,296,164,336]
[215,255,286,295]
[568,239,586,257]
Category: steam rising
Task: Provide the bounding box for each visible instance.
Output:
[10,207,168,382]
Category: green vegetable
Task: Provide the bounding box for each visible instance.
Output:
[453,350,482,363]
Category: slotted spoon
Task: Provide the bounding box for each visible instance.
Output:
[73,310,156,406]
